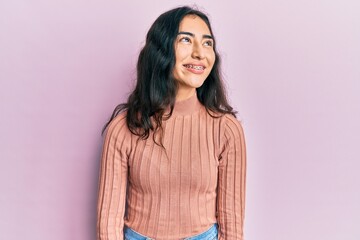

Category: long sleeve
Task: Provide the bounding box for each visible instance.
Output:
[217,115,247,240]
[97,115,130,240]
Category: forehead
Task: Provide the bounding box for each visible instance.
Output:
[178,15,211,35]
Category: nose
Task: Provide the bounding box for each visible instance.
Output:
[191,41,205,59]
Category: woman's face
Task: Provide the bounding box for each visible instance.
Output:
[173,14,216,100]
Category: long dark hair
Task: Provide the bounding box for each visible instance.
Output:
[102,6,237,143]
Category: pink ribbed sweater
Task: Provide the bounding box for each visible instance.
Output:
[97,93,246,240]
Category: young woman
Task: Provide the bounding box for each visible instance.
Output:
[97,6,246,240]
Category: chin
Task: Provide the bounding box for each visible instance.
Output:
[193,79,207,88]
[184,79,203,88]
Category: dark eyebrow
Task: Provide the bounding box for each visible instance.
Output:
[178,31,213,39]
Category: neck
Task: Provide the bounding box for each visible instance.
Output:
[168,91,203,116]
[175,88,196,101]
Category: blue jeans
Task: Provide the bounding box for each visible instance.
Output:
[124,223,218,240]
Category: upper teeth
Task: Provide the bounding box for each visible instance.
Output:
[185,64,204,70]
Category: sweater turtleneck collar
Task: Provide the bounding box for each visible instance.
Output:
[169,92,203,116]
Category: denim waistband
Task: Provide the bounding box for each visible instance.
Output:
[124,223,218,240]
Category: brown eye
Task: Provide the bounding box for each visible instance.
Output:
[180,37,191,43]
[204,40,213,47]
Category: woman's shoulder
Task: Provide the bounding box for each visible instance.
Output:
[219,113,245,138]
[205,109,244,130]
[104,111,130,137]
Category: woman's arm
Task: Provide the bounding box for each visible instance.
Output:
[97,115,129,240]
[217,115,247,240]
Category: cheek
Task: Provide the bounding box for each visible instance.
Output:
[211,53,216,66]
[208,52,216,68]
[175,47,190,62]
[211,51,216,62]
[206,48,215,59]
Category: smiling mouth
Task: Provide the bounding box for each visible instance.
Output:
[183,64,205,70]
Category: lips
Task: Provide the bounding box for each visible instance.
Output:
[183,64,205,70]
[183,64,206,74]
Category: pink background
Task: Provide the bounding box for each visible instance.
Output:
[1,0,359,239]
